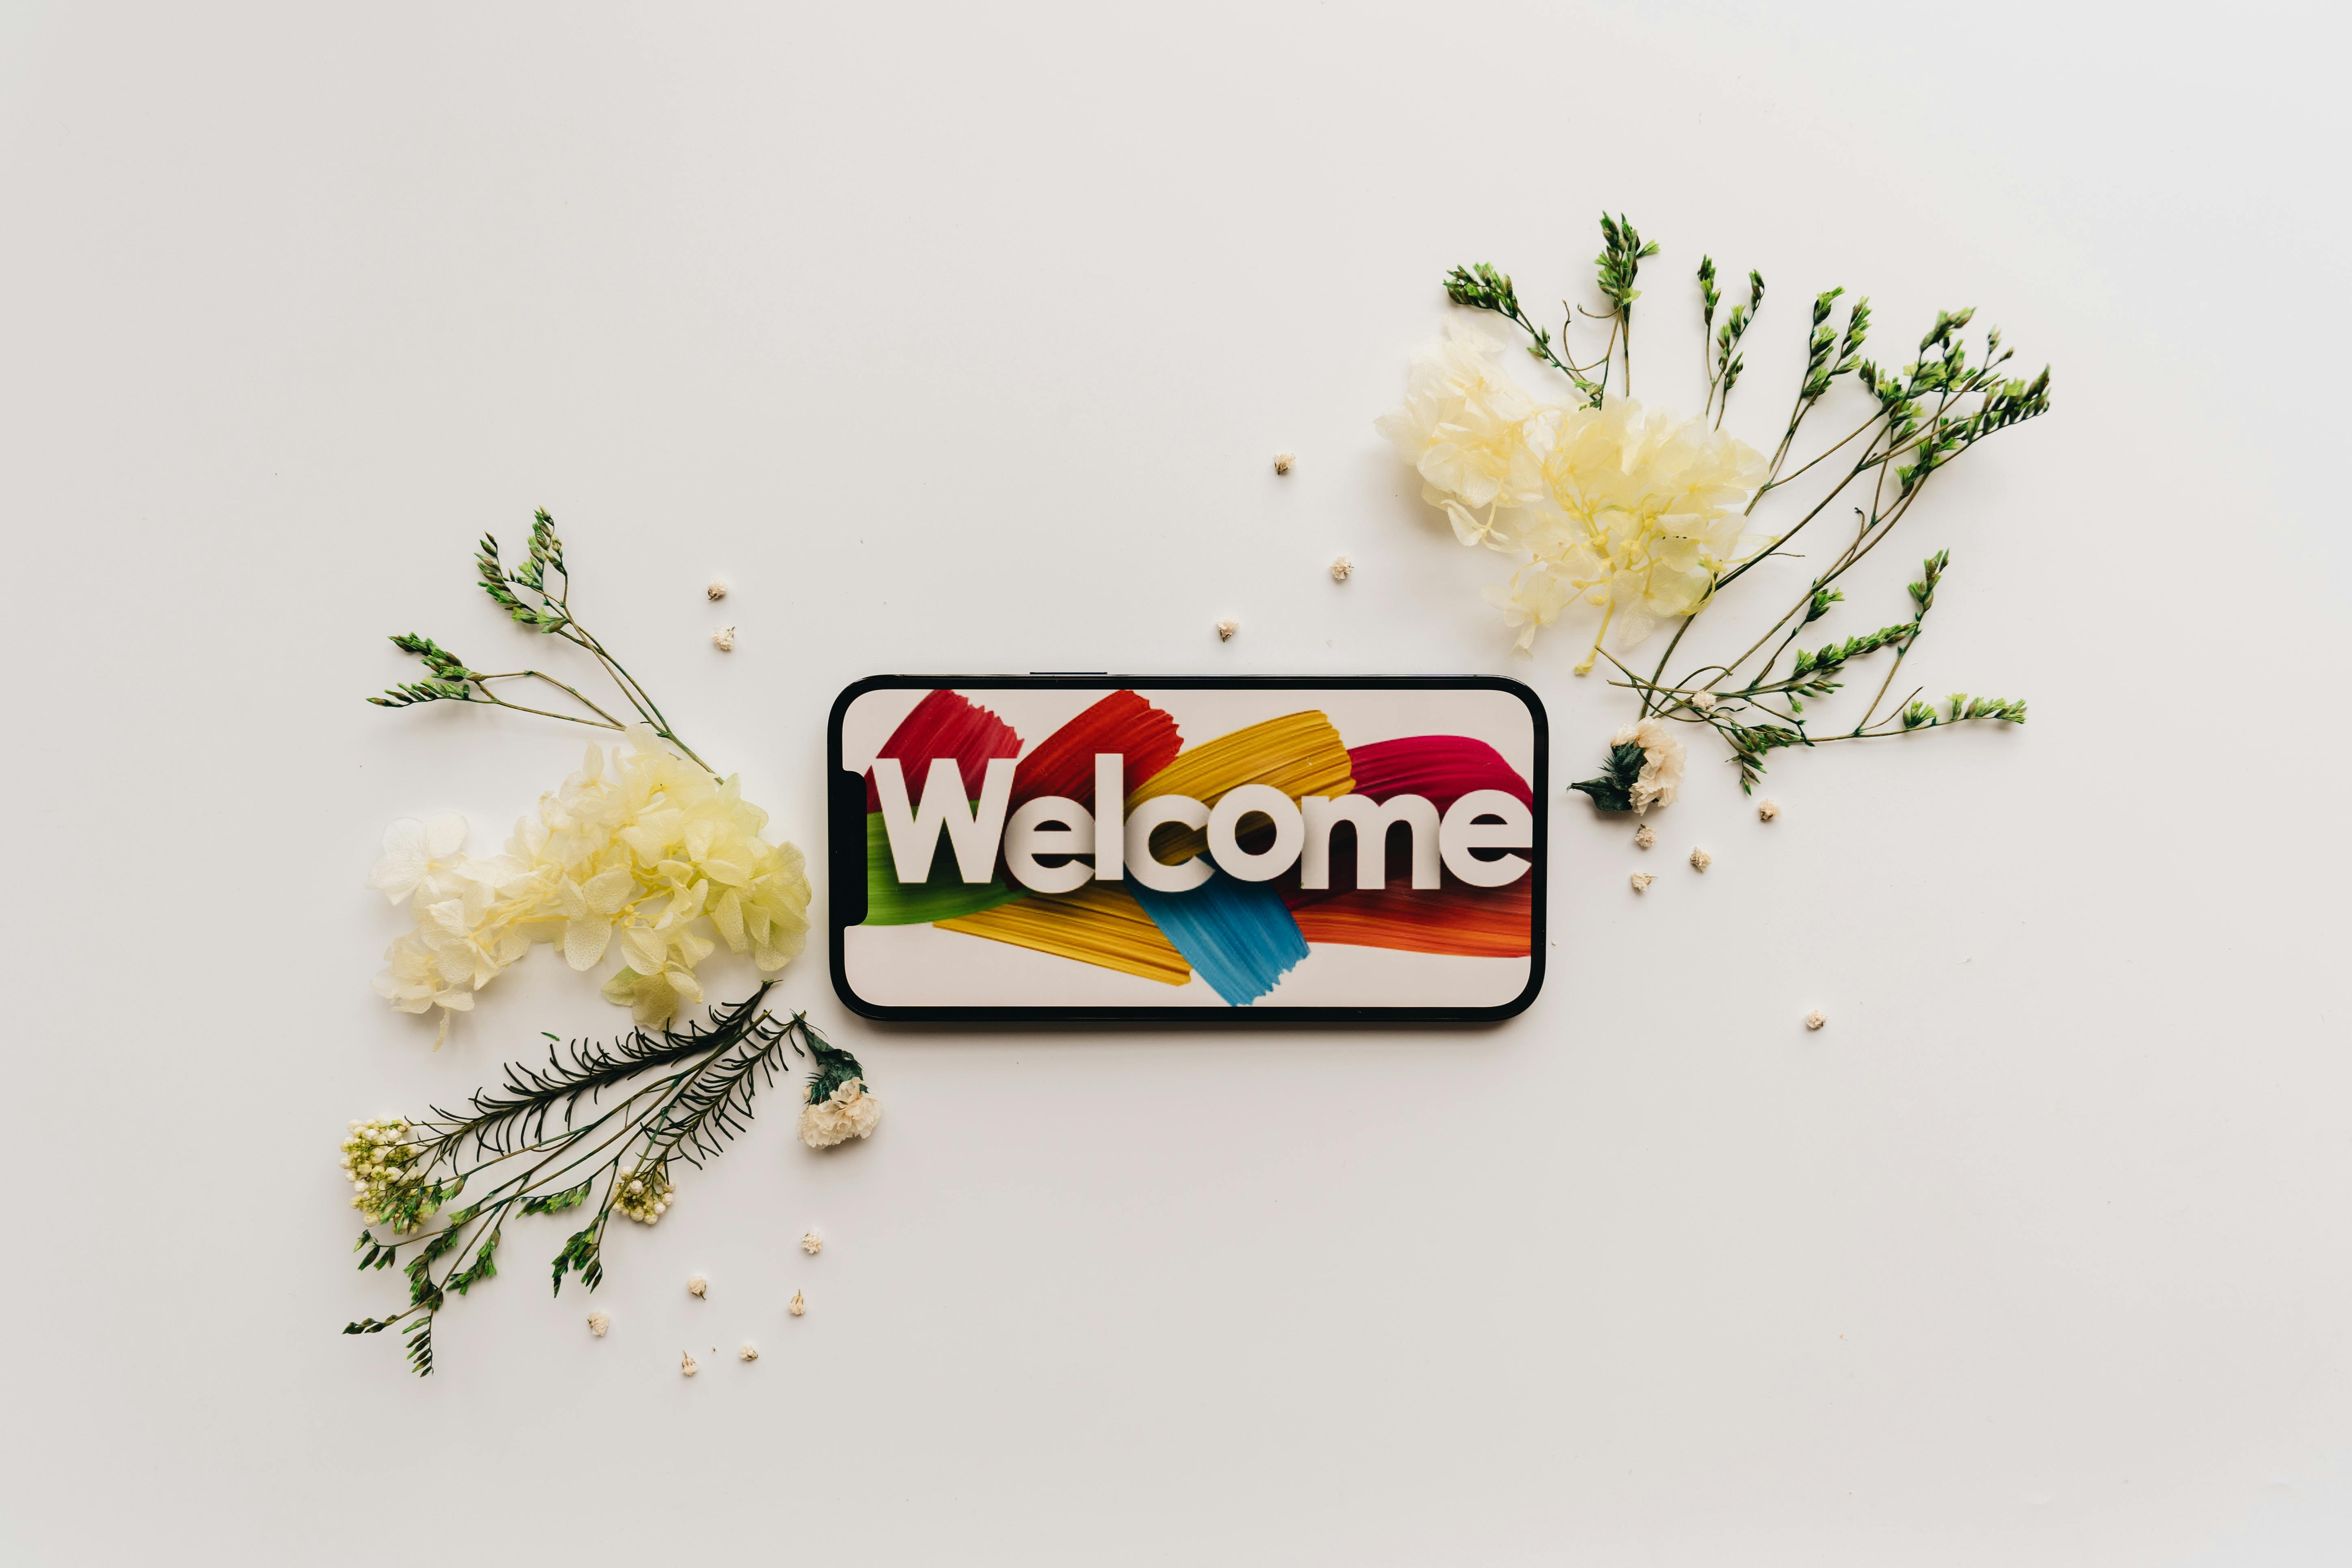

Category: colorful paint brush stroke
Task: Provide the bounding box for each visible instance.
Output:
[862,691,1531,1005]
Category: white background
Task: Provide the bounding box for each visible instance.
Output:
[3,3,2346,1563]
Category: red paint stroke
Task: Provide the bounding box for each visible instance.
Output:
[1287,878,1532,959]
[1011,689,1183,808]
[1345,735,1531,811]
[863,689,1024,810]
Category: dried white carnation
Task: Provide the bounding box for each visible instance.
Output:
[1611,718,1686,814]
[1330,554,1353,582]
[1804,1010,1826,1031]
[706,575,730,600]
[1633,823,1654,849]
[711,624,737,652]
[1215,618,1239,641]
[798,1079,881,1149]
[586,1311,610,1338]
[680,1351,699,1376]
[1273,452,1295,475]
[687,1274,708,1299]
[788,1290,807,1317]
[738,1343,759,1362]
[1757,799,1780,821]
[1689,847,1712,873]
[801,1229,823,1256]
[1629,871,1653,893]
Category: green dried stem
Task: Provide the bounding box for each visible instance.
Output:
[342,988,870,1376]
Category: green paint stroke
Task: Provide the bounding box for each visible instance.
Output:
[861,811,1021,926]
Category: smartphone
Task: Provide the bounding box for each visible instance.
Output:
[827,675,1547,1023]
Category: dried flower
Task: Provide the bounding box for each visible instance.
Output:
[687,1274,708,1299]
[1330,554,1353,582]
[1273,452,1295,475]
[680,1351,698,1376]
[706,575,730,600]
[711,625,737,652]
[1629,872,1653,893]
[1570,718,1686,815]
[787,1291,806,1317]
[1687,690,1717,711]
[739,1343,759,1361]
[587,1311,609,1337]
[1804,1010,1826,1031]
[1633,823,1654,849]
[1757,799,1780,821]
[1215,618,1239,641]
[373,730,814,1033]
[801,1230,823,1256]
[798,1079,881,1149]
[615,1164,674,1225]
[1689,847,1712,872]
[340,1118,436,1229]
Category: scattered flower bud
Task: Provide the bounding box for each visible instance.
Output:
[687,1274,708,1299]
[801,1230,823,1256]
[1629,872,1653,893]
[587,1311,609,1337]
[706,575,730,600]
[1273,452,1295,475]
[1633,823,1654,849]
[680,1351,699,1376]
[739,1343,759,1362]
[1215,618,1239,641]
[1689,847,1712,872]
[1804,1010,1826,1031]
[711,625,737,652]
[788,1291,807,1317]
[1757,799,1780,821]
[1330,555,1353,582]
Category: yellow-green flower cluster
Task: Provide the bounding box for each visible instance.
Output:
[370,728,813,1033]
[1378,323,1767,669]
[342,1118,431,1226]
[614,1164,674,1225]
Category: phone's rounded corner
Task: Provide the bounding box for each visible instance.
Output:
[828,966,888,1023]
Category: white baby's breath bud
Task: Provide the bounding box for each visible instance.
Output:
[680,1351,698,1376]
[1757,799,1781,821]
[687,1274,708,1299]
[801,1230,823,1256]
[1687,690,1717,711]
[1689,847,1712,872]
[1330,555,1354,582]
[706,574,730,600]
[1629,872,1653,893]
[788,1291,806,1317]
[1273,452,1295,475]
[739,1343,759,1362]
[711,625,737,652]
[587,1311,609,1337]
[1215,618,1239,641]
[1633,823,1654,849]
[1804,1010,1826,1031]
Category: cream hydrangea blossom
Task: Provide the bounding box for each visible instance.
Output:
[1381,328,1768,669]
[370,728,813,1034]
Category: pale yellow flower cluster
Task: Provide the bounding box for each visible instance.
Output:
[369,729,812,1035]
[341,1117,429,1224]
[1378,324,1768,669]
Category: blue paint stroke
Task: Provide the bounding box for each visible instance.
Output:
[1128,866,1309,1006]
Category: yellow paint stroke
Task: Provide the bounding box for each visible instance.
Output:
[938,881,1192,986]
[1124,710,1354,865]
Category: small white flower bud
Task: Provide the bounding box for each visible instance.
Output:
[1689,847,1712,872]
[1633,823,1654,849]
[788,1291,806,1317]
[1273,452,1295,475]
[680,1351,698,1376]
[1330,555,1353,582]
[587,1311,609,1337]
[1804,1010,1826,1031]
[801,1230,823,1256]
[706,575,730,600]
[739,1343,759,1362]
[687,1274,708,1299]
[1215,619,1239,641]
[711,625,737,652]
[1629,872,1653,893]
[1757,799,1781,821]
